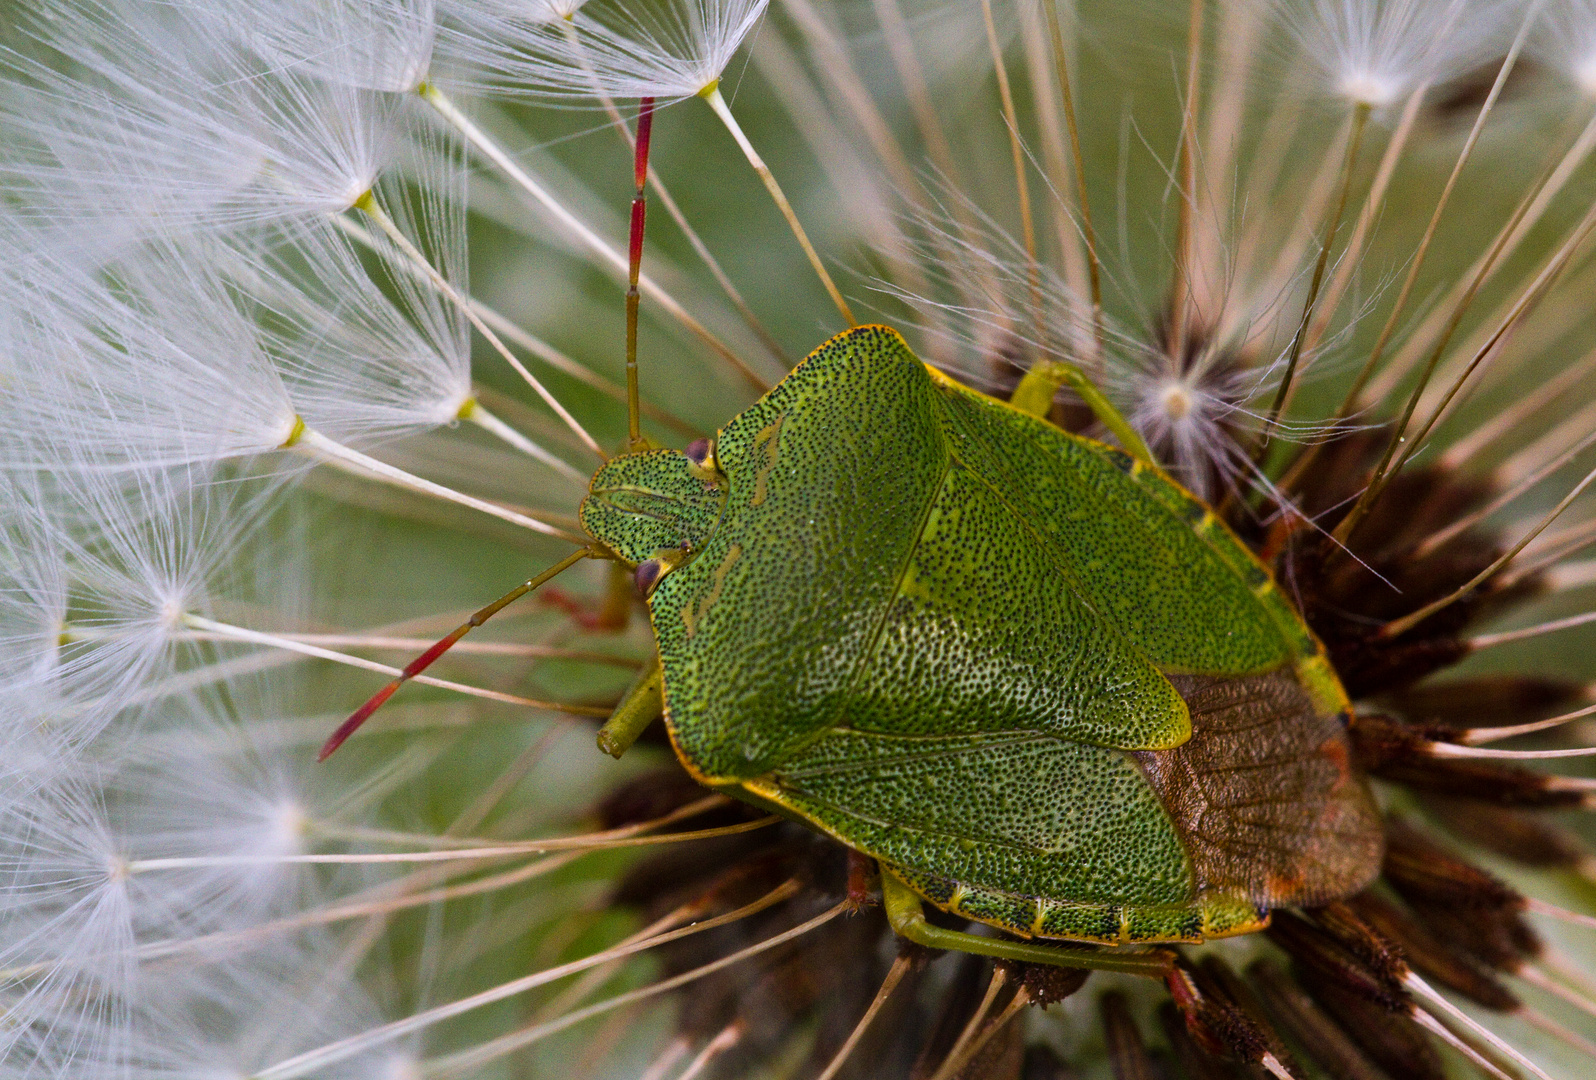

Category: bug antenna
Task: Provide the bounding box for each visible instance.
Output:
[626,97,656,450]
[320,548,595,760]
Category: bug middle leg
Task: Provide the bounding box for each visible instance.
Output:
[880,870,1175,979]
[1011,360,1154,464]
[596,653,663,758]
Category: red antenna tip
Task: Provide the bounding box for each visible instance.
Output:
[319,680,400,761]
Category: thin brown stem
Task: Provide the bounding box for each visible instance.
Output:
[981,0,1045,355]
[422,899,850,1078]
[927,968,1008,1080]
[1255,103,1370,463]
[934,986,1030,1080]
[871,0,961,184]
[1043,0,1104,363]
[1365,104,1596,409]
[1307,87,1425,354]
[1357,191,1596,546]
[1418,423,1596,558]
[1441,340,1596,470]
[255,882,814,1080]
[815,955,913,1080]
[1327,33,1534,546]
[120,799,730,966]
[701,84,857,326]
[1167,0,1205,368]
[1379,461,1596,638]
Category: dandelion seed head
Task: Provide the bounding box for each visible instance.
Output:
[440,0,770,102]
[107,930,394,1080]
[1534,0,1596,94]
[154,596,186,634]
[6,0,1596,1076]
[0,470,271,754]
[0,773,139,1036]
[103,853,132,884]
[1336,68,1406,106]
[372,1052,425,1080]
[203,0,440,93]
[0,245,298,476]
[264,799,311,853]
[240,213,476,445]
[3,0,403,256]
[1265,0,1519,107]
[1157,378,1197,423]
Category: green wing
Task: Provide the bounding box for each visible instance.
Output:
[933,383,1295,674]
[849,462,1187,748]
[752,727,1194,911]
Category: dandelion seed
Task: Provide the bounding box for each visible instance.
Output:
[0,237,573,536]
[0,468,276,755]
[443,0,853,322]
[208,0,439,93]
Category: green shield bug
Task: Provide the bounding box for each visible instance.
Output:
[573,324,1384,978]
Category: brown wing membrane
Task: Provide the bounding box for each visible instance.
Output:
[1133,671,1383,908]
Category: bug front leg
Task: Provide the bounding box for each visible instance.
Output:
[880,870,1175,979]
[541,560,635,631]
[596,652,663,758]
[1011,360,1154,464]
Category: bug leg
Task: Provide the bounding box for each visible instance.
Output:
[880,870,1175,979]
[845,850,879,911]
[541,561,634,631]
[596,653,663,758]
[1012,360,1154,464]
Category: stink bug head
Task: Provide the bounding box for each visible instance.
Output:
[580,447,728,567]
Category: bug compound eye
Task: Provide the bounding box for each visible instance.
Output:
[633,558,665,598]
[684,437,718,473]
